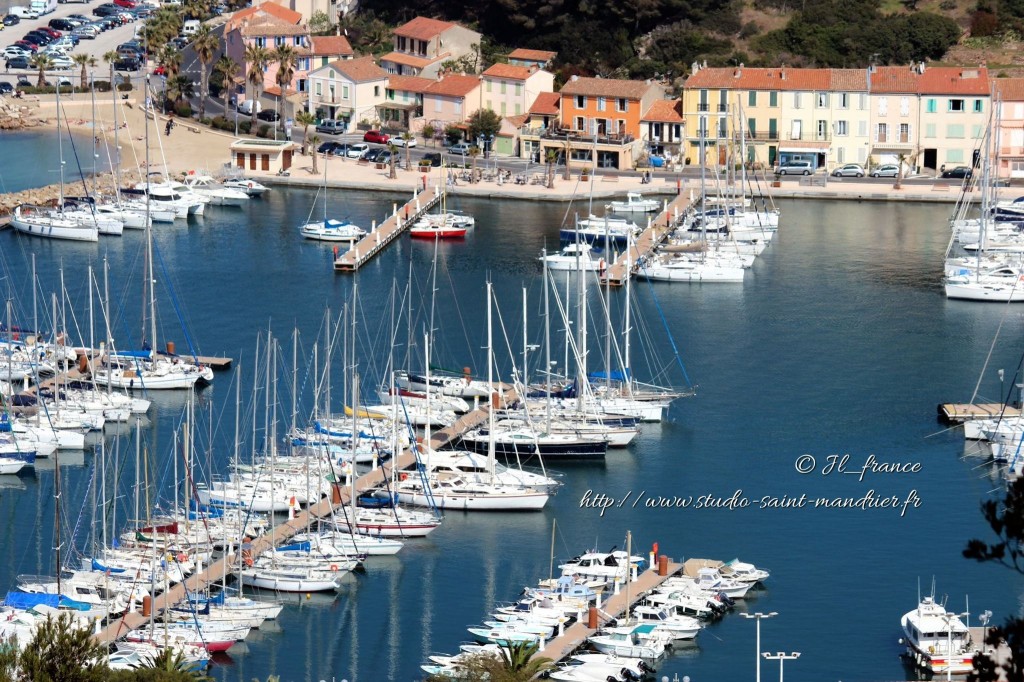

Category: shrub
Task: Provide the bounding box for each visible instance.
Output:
[116,82,133,92]
[258,124,272,138]
[174,102,192,118]
[92,80,112,92]
[238,120,252,134]
[200,117,212,125]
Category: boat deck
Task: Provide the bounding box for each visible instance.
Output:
[333,186,443,272]
[601,193,693,287]
[532,559,684,663]
[938,403,1021,423]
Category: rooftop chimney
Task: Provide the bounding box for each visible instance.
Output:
[780,65,786,80]
[571,74,579,81]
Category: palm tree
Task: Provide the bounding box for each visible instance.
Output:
[468,145,480,182]
[400,131,414,170]
[139,647,212,681]
[545,148,558,189]
[894,152,906,190]
[192,24,219,119]
[387,141,397,179]
[215,55,239,115]
[497,641,553,681]
[159,45,182,80]
[166,74,195,108]
[294,110,315,154]
[102,50,118,88]
[273,44,297,125]
[309,133,321,173]
[29,53,52,89]
[72,53,94,90]
[244,43,270,127]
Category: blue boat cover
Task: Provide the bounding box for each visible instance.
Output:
[91,558,127,574]
[4,591,92,612]
[588,370,631,382]
[277,542,311,553]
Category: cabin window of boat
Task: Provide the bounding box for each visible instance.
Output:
[769,90,778,107]
[575,95,586,109]
[948,98,965,112]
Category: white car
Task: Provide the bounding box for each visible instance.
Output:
[48,56,74,70]
[3,46,29,59]
[345,142,369,158]
[391,136,417,148]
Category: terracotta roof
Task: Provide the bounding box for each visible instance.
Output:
[482,63,533,81]
[309,35,352,57]
[995,78,1024,101]
[240,15,306,37]
[329,56,387,83]
[423,73,480,98]
[917,66,989,95]
[508,48,556,63]
[529,91,560,115]
[865,66,918,93]
[381,51,438,69]
[642,99,683,122]
[387,74,434,93]
[394,16,454,41]
[830,68,868,91]
[685,67,832,91]
[505,113,528,128]
[559,76,656,99]
[225,1,302,32]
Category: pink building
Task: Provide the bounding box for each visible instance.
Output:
[379,17,481,79]
[415,73,482,133]
[995,78,1024,179]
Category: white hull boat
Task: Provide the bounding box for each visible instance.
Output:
[11,206,98,242]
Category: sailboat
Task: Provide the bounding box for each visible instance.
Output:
[299,163,365,242]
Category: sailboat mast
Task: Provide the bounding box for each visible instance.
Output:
[543,251,552,431]
[624,235,632,396]
[486,281,495,479]
[57,82,64,207]
[522,287,528,390]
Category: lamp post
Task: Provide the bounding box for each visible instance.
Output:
[762,652,799,682]
[741,612,778,682]
[939,611,969,682]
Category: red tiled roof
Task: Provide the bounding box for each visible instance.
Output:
[226,1,302,32]
[559,76,656,99]
[394,16,454,41]
[482,63,533,81]
[864,66,918,93]
[508,48,556,63]
[328,56,387,83]
[995,78,1024,101]
[529,91,560,115]
[309,35,352,57]
[643,99,683,122]
[917,66,989,95]
[387,74,434,93]
[381,51,437,69]
[422,73,480,98]
[685,67,833,91]
[505,113,529,128]
[240,14,305,37]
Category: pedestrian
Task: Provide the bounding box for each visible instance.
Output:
[165,120,172,136]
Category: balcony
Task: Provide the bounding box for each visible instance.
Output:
[519,126,546,138]
[785,132,831,142]
[717,104,728,112]
[732,131,780,141]
[541,128,636,146]
[697,103,710,112]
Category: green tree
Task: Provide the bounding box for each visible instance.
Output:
[72,54,96,90]
[192,24,219,120]
[444,124,462,146]
[29,53,52,89]
[497,641,553,680]
[215,55,239,115]
[18,612,110,682]
[166,74,195,108]
[310,133,322,173]
[964,477,1024,682]
[466,108,502,148]
[295,110,316,154]
[102,50,118,88]
[308,9,333,34]
[400,131,414,169]
[545,148,557,188]
[140,8,183,48]
[273,44,298,125]
[159,45,183,80]
[421,123,436,147]
[244,44,270,127]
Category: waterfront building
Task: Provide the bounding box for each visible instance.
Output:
[994,78,1024,179]
[640,98,684,161]
[379,17,482,79]
[517,91,560,162]
[479,64,554,120]
[415,74,482,135]
[229,138,298,173]
[306,56,388,130]
[381,75,433,132]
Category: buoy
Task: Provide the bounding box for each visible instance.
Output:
[330,564,339,571]
[399,472,408,481]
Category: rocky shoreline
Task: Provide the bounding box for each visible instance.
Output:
[0,170,141,216]
[0,95,46,131]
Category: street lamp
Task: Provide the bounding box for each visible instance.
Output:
[741,612,778,682]
[762,652,799,682]
[939,611,969,682]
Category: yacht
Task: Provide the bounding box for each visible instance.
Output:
[181,174,250,206]
[539,243,606,272]
[299,219,366,242]
[900,595,977,676]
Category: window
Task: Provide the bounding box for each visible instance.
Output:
[616,98,628,112]
[297,79,306,93]
[925,123,936,138]
[294,36,301,45]
[342,85,349,99]
[515,103,521,115]
[275,36,284,47]
[839,93,849,109]
[974,99,984,113]
[254,37,265,48]
[397,36,406,51]
[858,120,867,137]
[315,82,321,96]
[769,91,778,107]
[878,97,887,115]
[747,117,756,136]
[574,116,584,130]
[971,124,983,139]
[515,83,521,97]
[858,93,867,110]
[486,80,492,93]
[946,124,965,138]
[900,97,909,116]
[570,148,592,162]
[837,147,845,163]
[793,92,801,109]
[876,123,888,142]
[698,89,708,111]
[899,122,910,143]
[926,99,937,114]
[386,88,394,101]
[835,120,848,136]
[500,81,506,95]
[946,149,964,163]
[576,95,586,109]
[816,120,828,140]
[616,119,626,134]
[501,102,506,115]
[816,92,828,108]
[857,147,866,163]
[597,97,606,112]
[948,98,965,112]
[454,99,462,115]
[748,91,756,107]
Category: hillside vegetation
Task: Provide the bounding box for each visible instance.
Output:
[354,0,1024,79]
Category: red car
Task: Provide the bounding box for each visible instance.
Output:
[38,27,62,38]
[114,0,137,8]
[14,40,39,52]
[363,129,389,144]
[153,64,166,76]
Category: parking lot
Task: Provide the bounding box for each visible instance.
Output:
[2,0,148,90]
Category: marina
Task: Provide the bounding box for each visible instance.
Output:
[601,194,693,287]
[0,184,1019,682]
[333,186,443,272]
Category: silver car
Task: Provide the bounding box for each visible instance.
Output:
[831,163,865,177]
[870,164,899,178]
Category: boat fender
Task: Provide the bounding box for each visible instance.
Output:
[399,472,408,481]
[177,553,187,562]
[244,557,254,567]
[330,564,339,571]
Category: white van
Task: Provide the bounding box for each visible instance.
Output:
[237,99,262,115]
[181,19,201,37]
[8,6,40,18]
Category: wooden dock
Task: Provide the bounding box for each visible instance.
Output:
[938,403,1021,423]
[601,193,694,287]
[333,186,443,272]
[533,560,684,663]
[95,384,519,645]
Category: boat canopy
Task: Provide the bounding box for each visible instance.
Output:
[3,592,92,612]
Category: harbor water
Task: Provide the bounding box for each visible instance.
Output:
[0,186,1021,682]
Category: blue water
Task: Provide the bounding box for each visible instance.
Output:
[0,129,113,194]
[0,191,1021,682]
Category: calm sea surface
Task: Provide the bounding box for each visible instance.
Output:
[0,129,113,195]
[0,147,1022,682]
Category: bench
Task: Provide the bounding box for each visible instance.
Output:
[601,174,619,182]
[932,183,950,192]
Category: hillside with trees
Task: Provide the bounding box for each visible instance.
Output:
[353,0,1008,81]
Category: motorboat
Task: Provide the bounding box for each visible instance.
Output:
[10,205,98,243]
[539,243,606,272]
[719,558,769,583]
[629,604,702,640]
[609,192,661,213]
[223,177,269,196]
[559,550,645,582]
[900,595,977,676]
[181,174,250,206]
[409,215,468,239]
[299,219,367,242]
[459,423,607,460]
[588,624,666,659]
[0,457,26,475]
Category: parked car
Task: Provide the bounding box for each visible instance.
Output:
[345,142,368,158]
[2,15,20,26]
[16,75,30,87]
[362,129,389,144]
[831,163,865,177]
[315,119,345,134]
[317,140,344,155]
[361,147,384,162]
[447,141,472,155]
[0,81,12,94]
[421,152,443,167]
[774,160,815,175]
[114,0,137,8]
[376,149,393,164]
[71,26,98,38]
[113,57,139,71]
[941,166,973,179]
[12,40,37,52]
[48,55,73,70]
[48,18,75,30]
[391,135,416,148]
[38,27,62,39]
[3,46,29,59]
[256,108,280,122]
[5,56,29,69]
[66,13,90,22]
[93,3,121,15]
[870,164,900,178]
